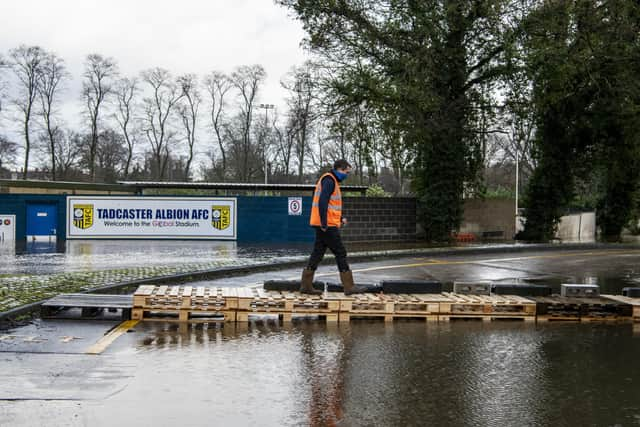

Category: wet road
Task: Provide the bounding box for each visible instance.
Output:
[196,247,640,294]
[2,247,640,426]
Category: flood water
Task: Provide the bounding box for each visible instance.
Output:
[0,240,311,275]
[100,320,640,427]
[0,239,495,276]
[3,245,640,426]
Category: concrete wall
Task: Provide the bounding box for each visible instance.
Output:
[555,212,596,242]
[459,198,516,240]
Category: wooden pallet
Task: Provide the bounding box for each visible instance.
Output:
[126,287,635,324]
[533,295,632,322]
[379,293,453,316]
[236,311,338,323]
[602,295,640,322]
[339,293,394,318]
[133,285,238,311]
[132,307,236,322]
[41,294,133,320]
[338,313,438,322]
[236,288,341,313]
[440,293,536,317]
[438,314,535,322]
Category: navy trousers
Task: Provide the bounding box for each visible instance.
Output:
[306,227,350,272]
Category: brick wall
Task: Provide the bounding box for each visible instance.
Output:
[341,197,417,242]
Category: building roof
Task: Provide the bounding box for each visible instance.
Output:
[118,181,368,194]
[0,179,368,195]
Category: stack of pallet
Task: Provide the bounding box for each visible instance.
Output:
[338,293,449,322]
[130,285,637,323]
[438,293,537,322]
[533,295,632,322]
[235,288,341,322]
[132,285,238,322]
[602,295,640,322]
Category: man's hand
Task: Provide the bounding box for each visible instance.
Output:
[321,226,328,232]
[341,217,348,226]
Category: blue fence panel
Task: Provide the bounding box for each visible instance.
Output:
[236,196,314,242]
[0,195,66,240]
[0,194,320,242]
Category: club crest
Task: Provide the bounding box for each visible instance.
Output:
[73,204,94,229]
[211,205,230,230]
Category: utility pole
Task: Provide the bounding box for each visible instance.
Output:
[259,103,275,187]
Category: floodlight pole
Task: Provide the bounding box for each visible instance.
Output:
[259,103,275,187]
[515,143,519,234]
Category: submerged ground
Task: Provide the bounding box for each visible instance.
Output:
[2,245,640,426]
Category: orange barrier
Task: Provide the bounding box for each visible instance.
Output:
[453,233,477,243]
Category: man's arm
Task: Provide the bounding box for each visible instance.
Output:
[318,176,335,229]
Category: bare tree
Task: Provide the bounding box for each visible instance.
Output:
[177,74,201,180]
[38,52,68,180]
[0,54,7,117]
[82,54,118,181]
[230,65,266,182]
[94,129,127,182]
[283,63,319,182]
[141,67,183,180]
[9,45,46,179]
[114,77,140,179]
[55,130,82,180]
[273,111,295,178]
[0,136,18,171]
[203,71,232,178]
[0,55,9,165]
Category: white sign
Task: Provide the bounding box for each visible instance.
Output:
[66,197,237,240]
[288,197,302,216]
[0,215,16,242]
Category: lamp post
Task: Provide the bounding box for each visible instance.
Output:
[515,143,520,235]
[259,103,275,186]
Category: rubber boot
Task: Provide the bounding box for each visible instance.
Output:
[340,270,365,295]
[300,268,322,295]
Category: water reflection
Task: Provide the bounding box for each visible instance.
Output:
[127,321,640,426]
[0,240,311,275]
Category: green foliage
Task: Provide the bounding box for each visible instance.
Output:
[519,0,640,242]
[483,186,515,199]
[279,0,515,241]
[365,184,390,197]
[281,0,640,242]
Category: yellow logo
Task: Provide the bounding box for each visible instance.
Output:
[73,204,94,229]
[211,206,231,230]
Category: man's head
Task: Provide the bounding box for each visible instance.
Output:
[332,159,352,182]
[333,159,352,173]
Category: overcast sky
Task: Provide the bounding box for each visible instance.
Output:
[0,0,308,130]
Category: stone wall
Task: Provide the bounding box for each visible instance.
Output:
[341,197,417,242]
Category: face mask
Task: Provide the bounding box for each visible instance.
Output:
[333,169,348,182]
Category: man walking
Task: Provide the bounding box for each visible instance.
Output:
[300,159,364,295]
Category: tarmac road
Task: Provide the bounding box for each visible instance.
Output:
[192,246,640,293]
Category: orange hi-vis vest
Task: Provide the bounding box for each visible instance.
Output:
[310,172,342,227]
